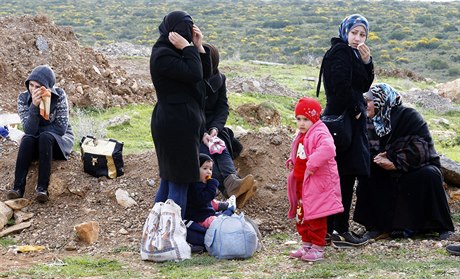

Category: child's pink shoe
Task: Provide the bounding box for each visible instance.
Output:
[301,246,324,262]
[289,244,310,259]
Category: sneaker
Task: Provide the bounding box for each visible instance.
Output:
[439,231,454,241]
[289,244,310,259]
[6,189,23,200]
[362,231,390,241]
[301,246,324,262]
[227,195,237,210]
[331,232,368,248]
[36,190,48,203]
[446,244,460,256]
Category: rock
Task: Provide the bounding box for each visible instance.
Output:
[74,221,100,244]
[0,220,33,238]
[115,189,138,208]
[0,212,7,231]
[13,211,34,224]
[440,155,460,187]
[437,79,460,103]
[4,198,30,210]
[0,201,13,220]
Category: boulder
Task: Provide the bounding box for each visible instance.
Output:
[440,155,460,187]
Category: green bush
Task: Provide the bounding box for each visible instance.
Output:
[428,59,449,70]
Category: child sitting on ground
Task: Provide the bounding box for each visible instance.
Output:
[185,153,236,229]
[286,97,344,262]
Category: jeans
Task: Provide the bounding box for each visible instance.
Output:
[14,132,58,192]
[154,178,188,218]
[200,143,236,192]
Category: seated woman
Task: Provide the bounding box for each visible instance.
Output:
[6,65,74,203]
[200,43,256,208]
[354,83,454,240]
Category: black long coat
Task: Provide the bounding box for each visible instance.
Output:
[150,42,211,184]
[322,38,374,176]
[204,72,229,133]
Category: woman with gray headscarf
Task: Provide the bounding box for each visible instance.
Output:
[354,83,454,240]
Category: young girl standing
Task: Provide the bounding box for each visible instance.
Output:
[286,97,343,262]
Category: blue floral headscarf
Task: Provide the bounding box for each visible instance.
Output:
[338,14,369,43]
[368,83,402,137]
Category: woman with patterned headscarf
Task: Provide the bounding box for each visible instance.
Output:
[149,11,212,218]
[354,83,454,241]
[317,14,374,247]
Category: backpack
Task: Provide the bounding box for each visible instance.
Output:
[204,213,259,259]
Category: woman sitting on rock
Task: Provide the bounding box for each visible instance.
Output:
[354,83,454,240]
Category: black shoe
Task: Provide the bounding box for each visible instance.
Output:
[35,188,49,203]
[6,189,23,200]
[439,231,454,241]
[190,245,205,254]
[363,231,390,241]
[331,232,368,248]
[446,244,460,256]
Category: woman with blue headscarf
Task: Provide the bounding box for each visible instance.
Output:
[318,14,374,247]
[149,11,212,218]
[354,83,454,240]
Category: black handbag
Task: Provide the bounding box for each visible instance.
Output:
[80,136,124,178]
[321,110,353,153]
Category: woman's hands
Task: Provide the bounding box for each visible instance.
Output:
[202,132,212,146]
[169,25,205,53]
[30,87,43,107]
[168,32,190,50]
[374,152,397,171]
[357,43,371,64]
[192,25,205,53]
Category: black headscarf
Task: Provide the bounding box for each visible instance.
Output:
[158,11,193,43]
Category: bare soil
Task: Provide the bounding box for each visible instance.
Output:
[1,15,460,277]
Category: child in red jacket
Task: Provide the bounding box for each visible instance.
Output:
[286,97,344,262]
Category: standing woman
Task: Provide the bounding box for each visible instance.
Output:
[7,65,74,203]
[149,11,211,218]
[319,14,374,247]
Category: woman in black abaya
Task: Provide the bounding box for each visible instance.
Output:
[354,83,454,240]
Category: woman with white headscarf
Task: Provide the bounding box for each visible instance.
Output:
[355,83,454,240]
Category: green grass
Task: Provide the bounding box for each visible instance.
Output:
[2,238,459,278]
[71,104,154,154]
[0,237,16,247]
[0,256,141,278]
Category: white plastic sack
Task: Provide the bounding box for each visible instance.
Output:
[140,199,191,262]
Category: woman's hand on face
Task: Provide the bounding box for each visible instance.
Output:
[192,25,205,53]
[31,87,42,107]
[168,32,190,50]
[357,43,371,64]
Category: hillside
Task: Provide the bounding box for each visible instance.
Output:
[1,0,459,82]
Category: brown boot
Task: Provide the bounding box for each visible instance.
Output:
[236,181,257,208]
[223,174,254,198]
